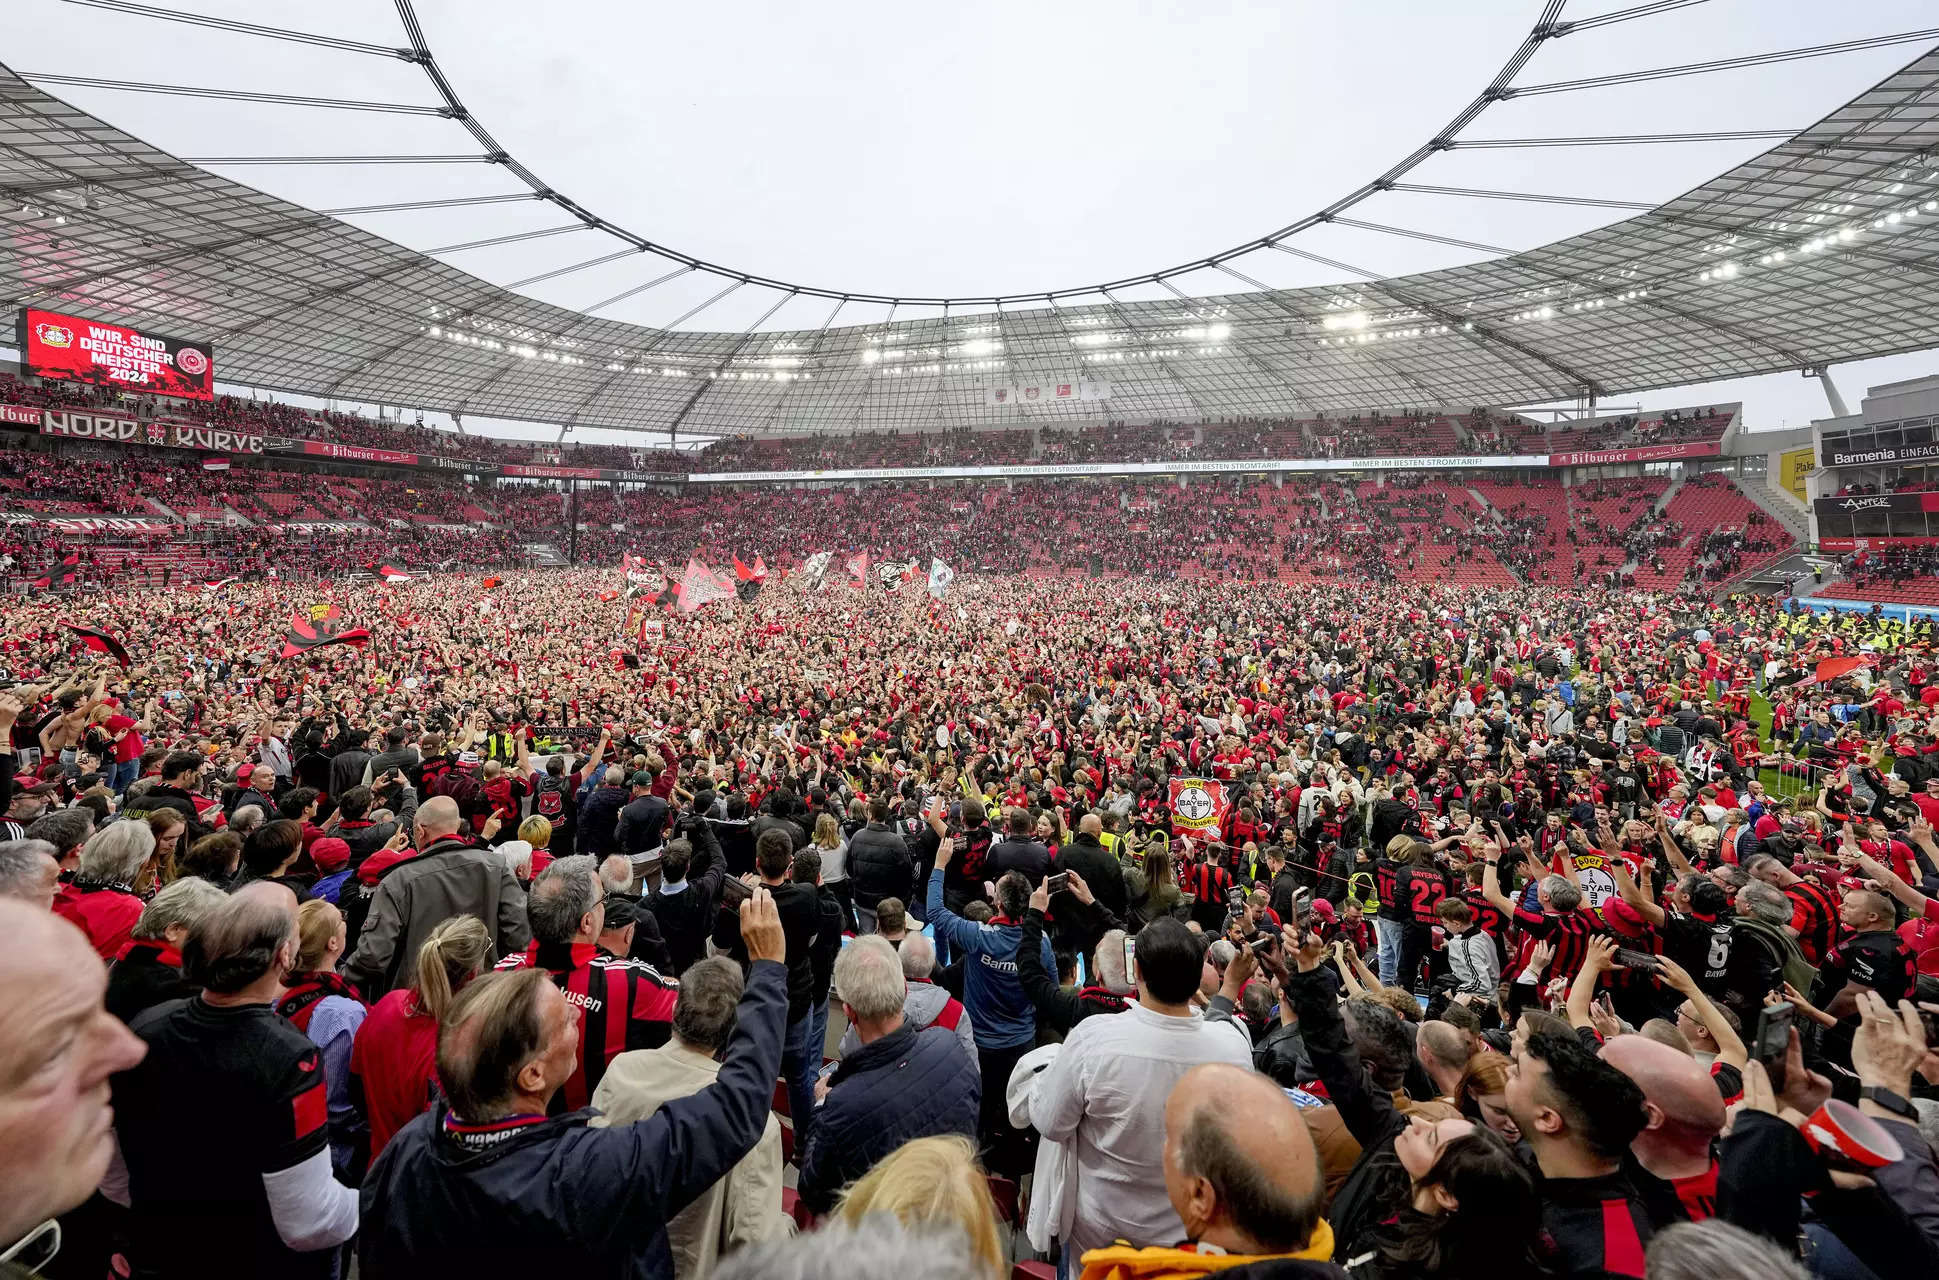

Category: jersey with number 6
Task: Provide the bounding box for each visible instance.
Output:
[1662,910,1734,997]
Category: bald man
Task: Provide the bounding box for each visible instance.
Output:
[1077,1063,1337,1278]
[1416,1021,1474,1101]
[1600,1035,1724,1221]
[1054,812,1127,927]
[346,794,530,996]
[0,901,147,1257]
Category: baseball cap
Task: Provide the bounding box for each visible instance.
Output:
[630,770,655,788]
[601,894,643,928]
[1602,897,1649,938]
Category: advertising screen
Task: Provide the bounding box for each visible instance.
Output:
[17,308,215,401]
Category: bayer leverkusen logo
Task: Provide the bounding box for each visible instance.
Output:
[176,347,209,377]
[1169,777,1226,830]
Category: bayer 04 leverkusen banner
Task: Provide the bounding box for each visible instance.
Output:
[1168,777,1229,832]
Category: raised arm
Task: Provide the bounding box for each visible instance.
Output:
[1612,862,1667,929]
[1658,955,1747,1069]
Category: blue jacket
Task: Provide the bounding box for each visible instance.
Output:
[576,778,629,857]
[796,1021,979,1214]
[358,960,787,1280]
[926,869,1054,1050]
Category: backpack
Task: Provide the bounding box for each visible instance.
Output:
[536,776,567,820]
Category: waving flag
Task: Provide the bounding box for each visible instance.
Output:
[677,558,735,614]
[622,553,655,585]
[480,577,503,590]
[796,551,833,590]
[752,554,768,579]
[60,621,130,667]
[31,572,75,591]
[376,564,413,583]
[281,609,370,660]
[202,575,239,592]
[1813,655,1875,685]
[732,555,766,582]
[846,551,870,588]
[927,557,956,600]
[598,589,621,603]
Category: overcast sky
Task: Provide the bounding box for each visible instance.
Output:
[9,0,1939,441]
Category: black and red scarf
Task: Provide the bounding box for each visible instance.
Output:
[276,970,366,1032]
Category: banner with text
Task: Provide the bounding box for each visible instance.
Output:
[39,410,262,454]
[1544,440,1722,468]
[983,380,1111,407]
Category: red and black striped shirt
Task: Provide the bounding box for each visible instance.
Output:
[1512,905,1602,981]
[1182,860,1235,907]
[1782,879,1841,967]
[495,940,678,1112]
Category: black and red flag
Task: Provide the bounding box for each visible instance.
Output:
[280,605,370,660]
[59,620,130,667]
[31,572,75,591]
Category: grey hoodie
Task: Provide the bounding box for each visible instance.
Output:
[837,978,975,1060]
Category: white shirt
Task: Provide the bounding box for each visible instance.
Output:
[1030,1002,1251,1256]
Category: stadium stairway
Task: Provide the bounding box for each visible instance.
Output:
[1731,474,1811,545]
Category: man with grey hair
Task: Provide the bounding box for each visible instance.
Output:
[112,881,360,1276]
[1481,852,1599,982]
[347,793,529,996]
[105,876,228,1022]
[797,934,980,1215]
[0,837,59,909]
[53,818,155,958]
[1729,880,1812,1018]
[495,854,679,1112]
[838,930,975,1058]
[593,956,787,1278]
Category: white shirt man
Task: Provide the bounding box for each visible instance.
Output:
[1029,919,1252,1259]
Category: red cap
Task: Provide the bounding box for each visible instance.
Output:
[235,762,255,783]
[310,837,352,873]
[1602,897,1649,938]
[1308,898,1337,921]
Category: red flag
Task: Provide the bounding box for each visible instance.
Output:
[31,572,74,591]
[598,589,620,603]
[60,621,130,667]
[678,558,735,614]
[846,552,869,587]
[61,551,80,567]
[281,609,371,660]
[1814,655,1874,684]
[752,554,768,580]
[732,555,759,582]
[480,577,503,590]
[376,564,413,583]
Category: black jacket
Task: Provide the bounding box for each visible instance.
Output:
[1252,1021,1315,1089]
[104,942,198,1024]
[795,1020,980,1215]
[712,880,823,1021]
[647,822,727,975]
[576,783,629,857]
[1015,910,1129,1033]
[338,784,420,867]
[846,821,913,910]
[750,812,808,854]
[359,961,788,1280]
[329,750,372,803]
[707,816,756,878]
[616,794,670,858]
[986,836,1052,885]
[1053,834,1126,918]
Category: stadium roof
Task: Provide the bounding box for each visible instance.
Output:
[2,30,1938,436]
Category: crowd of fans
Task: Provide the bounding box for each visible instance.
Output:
[3,564,1939,1280]
[0,429,1798,600]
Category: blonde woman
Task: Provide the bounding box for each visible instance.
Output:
[349,915,493,1159]
[277,899,368,1174]
[813,811,855,933]
[834,1135,1004,1279]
